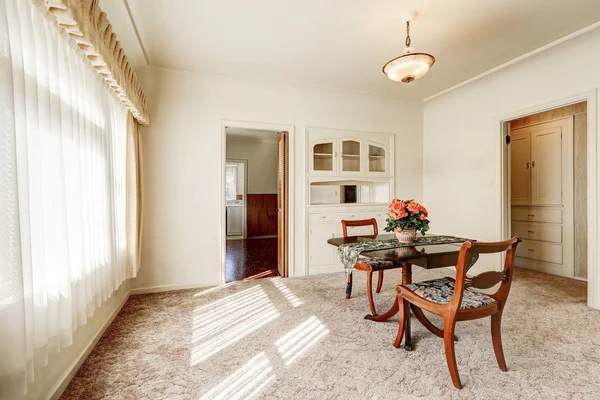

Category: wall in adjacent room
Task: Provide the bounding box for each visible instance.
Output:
[134,67,423,291]
[226,137,278,194]
[422,26,599,293]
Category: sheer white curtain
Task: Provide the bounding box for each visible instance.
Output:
[0,0,128,398]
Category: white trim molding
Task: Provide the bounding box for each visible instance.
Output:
[494,89,599,310]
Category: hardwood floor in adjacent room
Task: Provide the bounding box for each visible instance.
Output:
[226,238,279,282]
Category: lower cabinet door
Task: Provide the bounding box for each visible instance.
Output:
[309,220,337,267]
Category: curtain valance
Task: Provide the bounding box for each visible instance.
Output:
[42,0,149,125]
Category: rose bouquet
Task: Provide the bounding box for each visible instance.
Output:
[384,199,430,241]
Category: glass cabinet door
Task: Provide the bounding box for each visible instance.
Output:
[368,144,386,173]
[312,141,335,173]
[341,139,361,173]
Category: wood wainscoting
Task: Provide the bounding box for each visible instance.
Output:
[247,194,278,237]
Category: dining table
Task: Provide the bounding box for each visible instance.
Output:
[327,233,476,351]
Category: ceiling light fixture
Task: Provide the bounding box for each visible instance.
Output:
[382,10,435,83]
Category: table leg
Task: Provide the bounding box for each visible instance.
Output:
[402,264,413,351]
[364,263,412,326]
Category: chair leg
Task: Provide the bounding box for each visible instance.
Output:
[376,270,384,293]
[345,273,353,299]
[411,305,459,342]
[443,317,463,389]
[366,271,376,315]
[393,297,407,348]
[491,311,508,371]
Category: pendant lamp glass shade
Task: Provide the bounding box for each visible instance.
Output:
[383,18,435,83]
[383,52,435,83]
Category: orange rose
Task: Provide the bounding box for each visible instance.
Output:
[419,205,428,217]
[407,201,420,214]
[397,209,408,219]
[392,201,404,213]
[395,227,403,233]
[420,214,427,220]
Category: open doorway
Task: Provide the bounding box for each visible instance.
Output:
[503,101,588,280]
[223,126,289,282]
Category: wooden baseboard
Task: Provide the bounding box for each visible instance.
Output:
[247,235,277,239]
[47,287,131,400]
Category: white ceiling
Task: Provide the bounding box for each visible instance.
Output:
[126,0,600,100]
[226,127,279,142]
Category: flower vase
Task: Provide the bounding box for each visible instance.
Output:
[395,228,417,243]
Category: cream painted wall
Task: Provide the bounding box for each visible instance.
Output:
[22,282,129,400]
[134,66,423,291]
[226,137,278,194]
[423,28,599,307]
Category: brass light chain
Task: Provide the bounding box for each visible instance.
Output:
[405,21,412,48]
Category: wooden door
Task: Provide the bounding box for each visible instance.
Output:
[531,125,562,205]
[277,131,289,277]
[510,129,532,205]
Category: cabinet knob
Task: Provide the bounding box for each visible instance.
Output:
[528,248,535,251]
[321,216,326,219]
[526,162,529,169]
[527,230,535,233]
[527,213,535,217]
[532,161,535,167]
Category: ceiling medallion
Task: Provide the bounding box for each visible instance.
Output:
[383,11,435,83]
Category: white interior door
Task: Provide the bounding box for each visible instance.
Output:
[510,129,532,205]
[225,160,247,237]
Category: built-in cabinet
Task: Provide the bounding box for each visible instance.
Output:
[309,207,388,275]
[306,127,394,275]
[309,129,391,177]
[510,117,574,277]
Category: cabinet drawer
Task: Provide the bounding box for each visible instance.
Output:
[511,207,562,223]
[511,222,562,243]
[516,240,563,264]
[310,213,339,224]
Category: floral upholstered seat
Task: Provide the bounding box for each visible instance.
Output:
[357,255,397,269]
[403,277,496,310]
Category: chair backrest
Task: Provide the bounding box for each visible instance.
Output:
[450,236,522,311]
[341,218,378,238]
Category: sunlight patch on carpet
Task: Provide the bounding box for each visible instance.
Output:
[191,286,279,365]
[275,316,329,365]
[271,277,303,307]
[193,281,237,297]
[199,352,274,400]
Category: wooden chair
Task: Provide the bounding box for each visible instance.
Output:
[394,237,522,389]
[342,218,405,315]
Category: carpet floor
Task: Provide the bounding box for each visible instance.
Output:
[61,267,600,399]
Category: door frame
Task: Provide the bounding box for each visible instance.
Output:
[225,158,248,239]
[495,88,599,309]
[221,120,295,285]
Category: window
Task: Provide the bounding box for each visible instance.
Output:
[225,164,238,203]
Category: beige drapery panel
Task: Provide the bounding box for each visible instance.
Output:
[40,0,147,276]
[126,114,143,278]
[42,0,149,125]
